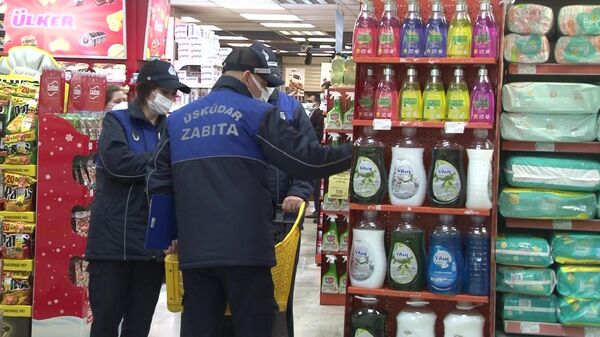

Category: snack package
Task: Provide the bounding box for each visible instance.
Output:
[552,232,600,265]
[499,187,597,220]
[5,113,37,135]
[3,172,36,211]
[555,36,600,64]
[558,6,600,36]
[67,72,85,113]
[82,73,106,113]
[70,257,89,288]
[502,82,600,114]
[504,34,550,64]
[72,210,90,237]
[507,4,554,35]
[559,297,600,326]
[4,131,37,165]
[496,233,553,267]
[557,265,600,299]
[7,95,37,125]
[496,266,556,296]
[501,113,598,143]
[1,271,32,305]
[0,221,35,259]
[503,293,558,323]
[39,68,66,114]
[13,82,39,99]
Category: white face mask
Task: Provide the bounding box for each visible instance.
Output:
[250,74,273,102]
[148,91,173,116]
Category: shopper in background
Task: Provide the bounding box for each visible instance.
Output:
[104,85,127,112]
[307,94,324,222]
[86,60,190,337]
[146,47,351,337]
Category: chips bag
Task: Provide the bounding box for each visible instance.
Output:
[3,172,36,211]
[5,113,37,134]
[1,271,32,305]
[4,131,37,165]
[0,221,35,259]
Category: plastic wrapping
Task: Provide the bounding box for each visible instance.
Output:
[558,6,600,36]
[558,297,600,326]
[496,234,553,267]
[507,4,554,35]
[502,293,558,323]
[555,36,600,64]
[499,188,597,220]
[557,265,600,299]
[496,266,556,296]
[501,113,598,143]
[502,82,600,114]
[504,34,550,64]
[552,232,600,265]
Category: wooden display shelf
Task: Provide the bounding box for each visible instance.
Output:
[324,128,353,134]
[350,203,491,216]
[348,286,489,303]
[503,321,600,337]
[352,119,494,129]
[354,56,497,65]
[508,63,600,76]
[502,141,600,154]
[320,293,346,306]
[505,218,600,232]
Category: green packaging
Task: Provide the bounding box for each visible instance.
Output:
[558,297,600,326]
[557,265,600,299]
[502,293,558,323]
[496,234,553,267]
[499,188,598,220]
[551,232,600,265]
[496,266,556,296]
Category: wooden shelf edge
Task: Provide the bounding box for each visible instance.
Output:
[354,56,497,65]
[324,128,353,134]
[352,119,494,129]
[350,203,491,216]
[508,63,600,76]
[502,141,600,154]
[503,321,595,337]
[320,293,346,306]
[504,218,600,232]
[347,286,489,303]
[322,209,350,216]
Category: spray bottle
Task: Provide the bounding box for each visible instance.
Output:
[322,215,340,252]
[329,133,341,147]
[326,92,343,129]
[339,217,350,252]
[343,92,355,130]
[322,255,339,294]
[339,256,348,294]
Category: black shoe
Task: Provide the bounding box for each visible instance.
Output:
[306,211,318,219]
[312,218,319,224]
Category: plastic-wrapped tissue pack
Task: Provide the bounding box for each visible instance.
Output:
[558,6,600,36]
[501,113,598,143]
[496,266,556,296]
[507,4,554,35]
[502,82,600,114]
[552,232,600,265]
[499,188,598,220]
[504,34,550,64]
[556,36,600,64]
[496,234,553,267]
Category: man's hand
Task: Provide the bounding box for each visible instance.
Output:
[282,196,304,213]
[163,240,178,255]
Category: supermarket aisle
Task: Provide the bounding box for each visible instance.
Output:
[148,204,345,337]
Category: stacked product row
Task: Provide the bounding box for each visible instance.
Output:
[353,0,498,58]
[325,95,354,130]
[331,55,356,88]
[504,4,600,64]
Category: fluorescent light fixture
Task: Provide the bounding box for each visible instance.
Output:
[312,53,333,56]
[198,25,222,31]
[344,45,352,49]
[261,22,315,28]
[308,37,335,42]
[219,1,283,10]
[218,36,248,41]
[291,37,306,42]
[341,50,352,54]
[181,16,200,23]
[280,31,291,35]
[228,43,252,47]
[290,31,302,35]
[279,50,289,53]
[320,44,334,49]
[315,31,327,36]
[297,53,307,56]
[241,14,301,21]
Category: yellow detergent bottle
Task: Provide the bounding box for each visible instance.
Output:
[422,67,446,121]
[446,66,470,121]
[447,0,472,58]
[400,67,423,121]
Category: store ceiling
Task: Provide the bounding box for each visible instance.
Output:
[170,0,360,56]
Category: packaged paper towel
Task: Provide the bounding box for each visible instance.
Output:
[499,188,598,220]
[507,4,554,35]
[504,34,550,64]
[556,36,600,64]
[497,266,556,296]
[558,6,600,36]
[503,293,558,323]
[501,113,598,143]
[496,234,553,267]
[552,233,600,265]
[505,155,600,192]
[502,82,600,114]
[559,297,600,326]
[557,266,600,299]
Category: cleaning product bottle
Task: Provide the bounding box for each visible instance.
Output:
[350,211,386,289]
[344,56,356,86]
[377,0,402,57]
[400,0,425,57]
[326,92,343,129]
[374,66,398,119]
[466,129,494,209]
[400,67,423,121]
[443,302,485,337]
[339,218,350,252]
[353,1,378,57]
[470,66,495,124]
[351,127,387,204]
[423,67,446,121]
[350,296,387,337]
[329,133,341,146]
[388,128,426,206]
[424,0,448,57]
[447,0,472,58]
[358,67,377,120]
[428,130,466,207]
[331,53,345,87]
[321,255,339,294]
[446,66,470,121]
[322,215,340,252]
[388,212,425,290]
[427,214,464,294]
[343,93,355,130]
[339,256,348,294]
[396,299,437,337]
[465,216,490,296]
[472,0,498,58]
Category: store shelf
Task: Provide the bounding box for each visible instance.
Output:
[353,119,494,129]
[324,128,353,134]
[505,218,600,232]
[320,293,346,306]
[350,203,491,216]
[502,141,600,154]
[322,209,350,217]
[348,286,489,303]
[508,63,600,76]
[503,321,600,337]
[354,56,497,65]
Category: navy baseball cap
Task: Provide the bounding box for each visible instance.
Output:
[137,60,191,94]
[223,47,285,87]
[250,42,281,78]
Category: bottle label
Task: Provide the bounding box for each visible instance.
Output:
[473,27,493,57]
[432,160,461,202]
[355,328,375,337]
[351,239,375,281]
[340,232,349,251]
[354,28,376,56]
[448,27,471,57]
[390,242,418,284]
[376,94,393,118]
[344,111,354,129]
[447,95,469,121]
[425,28,446,56]
[353,156,382,198]
[401,90,422,120]
[470,92,493,122]
[402,29,422,56]
[378,27,398,56]
[322,232,339,252]
[358,96,374,119]
[391,159,419,200]
[322,274,339,294]
[429,245,458,288]
[423,91,445,120]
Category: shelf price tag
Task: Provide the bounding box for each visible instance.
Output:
[585,327,600,337]
[444,122,466,134]
[372,119,392,130]
[519,322,540,334]
[517,64,537,74]
[535,142,555,152]
[552,220,572,230]
[328,172,350,200]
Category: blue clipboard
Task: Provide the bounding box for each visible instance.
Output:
[145,194,178,250]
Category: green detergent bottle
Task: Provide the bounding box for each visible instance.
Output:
[326,93,343,129]
[322,215,340,252]
[343,93,355,130]
[321,255,339,294]
[388,212,426,291]
[339,256,348,294]
[350,296,387,337]
[351,127,387,204]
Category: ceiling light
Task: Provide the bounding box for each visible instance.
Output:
[312,53,333,56]
[241,14,301,21]
[297,53,307,56]
[181,16,200,23]
[315,31,327,36]
[290,31,302,35]
[198,25,222,31]
[280,31,291,35]
[291,37,306,42]
[261,22,315,28]
[228,43,252,47]
[341,50,352,54]
[218,1,284,10]
[218,36,248,41]
[320,44,334,49]
[344,45,352,49]
[279,50,289,53]
[308,37,335,42]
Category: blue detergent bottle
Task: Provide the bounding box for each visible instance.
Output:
[465,216,490,295]
[427,214,463,294]
[400,0,425,57]
[424,0,448,57]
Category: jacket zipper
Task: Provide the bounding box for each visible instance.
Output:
[123,184,134,260]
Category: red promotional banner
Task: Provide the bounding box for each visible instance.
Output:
[3,0,126,59]
[144,0,170,60]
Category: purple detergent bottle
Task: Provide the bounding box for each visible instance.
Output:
[469,66,495,124]
[424,0,448,57]
[401,0,425,57]
[472,0,498,58]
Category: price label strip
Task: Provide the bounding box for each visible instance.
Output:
[328,171,350,200]
[444,122,466,134]
[372,119,392,131]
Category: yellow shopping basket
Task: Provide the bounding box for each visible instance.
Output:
[165,202,305,313]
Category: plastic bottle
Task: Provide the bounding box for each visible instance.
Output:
[339,220,349,252]
[374,66,398,119]
[396,299,437,337]
[446,67,470,122]
[331,54,345,87]
[424,0,448,58]
[400,67,423,121]
[339,256,348,294]
[447,1,472,58]
[465,216,490,296]
[423,67,446,121]
[388,212,425,290]
[466,129,493,209]
[443,302,485,337]
[377,0,402,57]
[344,56,356,86]
[351,127,387,204]
[350,296,387,337]
[427,214,463,294]
[321,255,339,294]
[428,130,466,207]
[343,93,355,130]
[326,92,343,129]
[358,67,377,120]
[329,133,341,147]
[472,0,498,58]
[350,211,386,289]
[400,0,425,57]
[470,66,495,124]
[388,128,426,206]
[353,1,378,57]
[322,215,340,252]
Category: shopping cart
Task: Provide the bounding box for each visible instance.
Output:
[165,202,305,314]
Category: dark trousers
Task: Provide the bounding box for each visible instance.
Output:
[181,266,277,337]
[312,179,321,213]
[88,260,164,337]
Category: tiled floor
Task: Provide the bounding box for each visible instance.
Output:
[148,204,345,337]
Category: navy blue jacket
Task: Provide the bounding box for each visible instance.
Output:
[146,76,351,269]
[86,101,164,261]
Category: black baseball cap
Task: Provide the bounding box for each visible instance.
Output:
[137,59,191,94]
[250,42,281,79]
[223,47,285,87]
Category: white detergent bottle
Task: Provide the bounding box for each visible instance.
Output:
[350,211,387,289]
[396,298,437,337]
[466,129,494,209]
[443,302,485,337]
[389,128,426,206]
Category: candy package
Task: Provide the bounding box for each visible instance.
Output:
[0,221,35,259]
[70,257,89,288]
[82,73,106,113]
[5,113,37,134]
[68,72,85,113]
[3,172,36,211]
[7,95,37,124]
[72,210,90,237]
[39,68,66,114]
[1,271,32,305]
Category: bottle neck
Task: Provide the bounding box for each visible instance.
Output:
[456,11,470,21]
[454,75,464,84]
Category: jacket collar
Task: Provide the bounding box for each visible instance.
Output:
[128,100,166,127]
[213,76,254,98]
[267,88,280,105]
